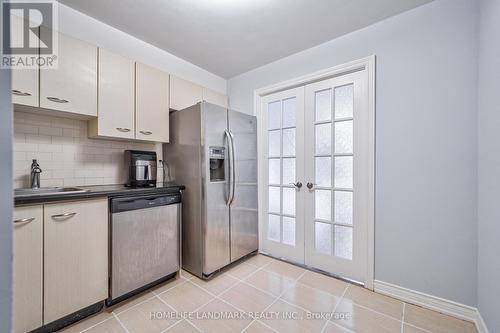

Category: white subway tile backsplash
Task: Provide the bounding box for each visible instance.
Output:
[14,111,163,188]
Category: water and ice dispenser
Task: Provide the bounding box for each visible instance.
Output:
[209,146,226,182]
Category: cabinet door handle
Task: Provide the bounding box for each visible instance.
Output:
[47,97,69,103]
[51,212,77,219]
[12,90,32,97]
[116,128,131,132]
[13,217,35,224]
[140,131,152,135]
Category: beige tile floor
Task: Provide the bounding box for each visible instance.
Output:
[60,255,478,333]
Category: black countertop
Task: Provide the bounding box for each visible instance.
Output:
[14,182,186,206]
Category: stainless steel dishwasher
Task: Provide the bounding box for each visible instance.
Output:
[108,193,181,305]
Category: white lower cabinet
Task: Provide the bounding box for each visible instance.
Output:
[43,198,108,323]
[13,205,43,333]
[13,198,109,331]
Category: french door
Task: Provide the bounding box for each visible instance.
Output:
[260,69,371,284]
[261,87,305,262]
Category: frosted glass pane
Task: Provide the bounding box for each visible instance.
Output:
[335,156,353,189]
[268,214,280,242]
[335,226,353,260]
[282,158,296,185]
[268,186,280,214]
[282,128,296,156]
[283,217,296,246]
[315,89,332,122]
[282,97,296,128]
[268,101,281,129]
[335,84,353,119]
[315,157,331,187]
[315,222,332,255]
[315,123,331,155]
[335,191,353,225]
[335,120,353,154]
[268,159,280,185]
[282,187,296,216]
[315,190,331,221]
[268,130,281,157]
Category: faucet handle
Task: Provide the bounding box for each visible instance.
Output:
[31,159,42,173]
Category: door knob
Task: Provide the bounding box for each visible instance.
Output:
[290,182,302,189]
[306,182,314,189]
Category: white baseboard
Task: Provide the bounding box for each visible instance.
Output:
[475,311,490,333]
[374,280,489,333]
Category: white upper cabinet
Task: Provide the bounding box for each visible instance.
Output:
[89,48,135,139]
[40,31,97,117]
[203,88,228,108]
[135,62,170,142]
[10,15,39,107]
[170,75,203,111]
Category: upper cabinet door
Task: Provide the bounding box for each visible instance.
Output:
[89,48,135,139]
[40,31,97,117]
[10,15,39,107]
[203,88,228,108]
[170,75,203,111]
[135,62,170,142]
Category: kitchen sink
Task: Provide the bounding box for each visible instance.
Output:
[14,187,89,197]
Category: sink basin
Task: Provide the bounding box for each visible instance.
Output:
[14,187,89,197]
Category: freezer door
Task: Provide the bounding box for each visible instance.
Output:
[202,102,231,275]
[229,109,258,262]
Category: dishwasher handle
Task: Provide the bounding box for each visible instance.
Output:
[111,194,181,213]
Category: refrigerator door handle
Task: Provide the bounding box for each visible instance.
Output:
[229,130,236,205]
[224,130,234,206]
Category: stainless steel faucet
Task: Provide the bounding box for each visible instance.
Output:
[30,159,42,189]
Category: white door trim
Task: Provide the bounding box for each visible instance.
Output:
[254,55,376,289]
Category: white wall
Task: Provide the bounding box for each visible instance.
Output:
[228,0,479,306]
[0,69,13,333]
[57,3,227,94]
[477,0,500,331]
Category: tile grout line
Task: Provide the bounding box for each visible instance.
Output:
[112,312,131,333]
[77,315,115,333]
[244,260,407,326]
[404,322,433,333]
[113,276,190,317]
[320,284,350,333]
[240,269,308,333]
[224,264,315,312]
[154,287,203,333]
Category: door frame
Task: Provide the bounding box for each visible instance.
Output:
[254,55,376,289]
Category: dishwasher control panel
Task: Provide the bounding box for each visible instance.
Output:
[111,194,181,213]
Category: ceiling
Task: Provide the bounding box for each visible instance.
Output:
[58,0,432,78]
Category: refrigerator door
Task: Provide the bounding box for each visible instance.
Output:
[229,109,259,262]
[202,102,231,275]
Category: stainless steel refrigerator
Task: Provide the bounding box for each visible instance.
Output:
[163,102,258,278]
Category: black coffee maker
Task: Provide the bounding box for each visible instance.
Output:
[125,150,157,187]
